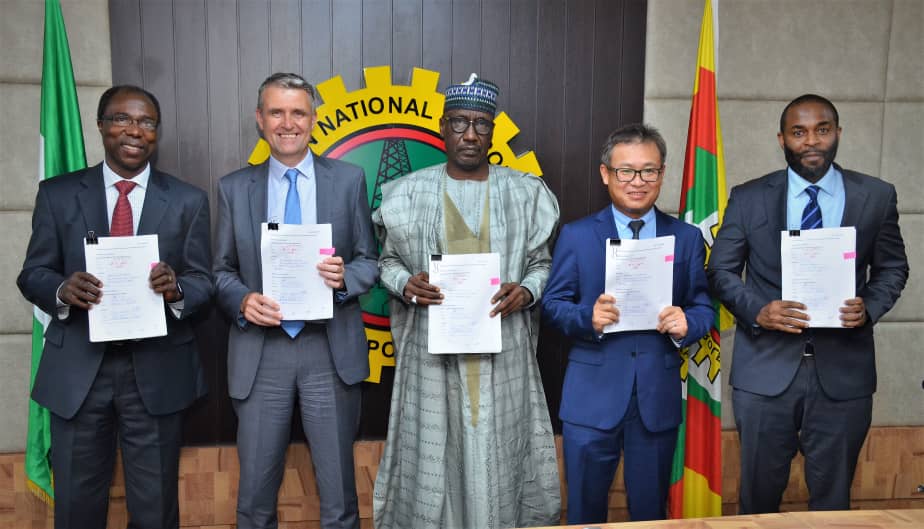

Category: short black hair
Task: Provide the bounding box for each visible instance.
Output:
[780,94,839,132]
[96,85,161,124]
[600,123,667,166]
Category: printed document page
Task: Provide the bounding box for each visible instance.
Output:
[781,227,856,327]
[261,223,333,321]
[603,235,675,333]
[428,252,502,354]
[84,234,167,342]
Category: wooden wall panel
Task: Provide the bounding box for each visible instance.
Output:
[109,0,649,443]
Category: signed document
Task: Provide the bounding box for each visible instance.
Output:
[781,227,856,327]
[84,234,166,342]
[603,236,675,333]
[261,223,333,321]
[428,252,502,354]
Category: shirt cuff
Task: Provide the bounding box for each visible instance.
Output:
[55,281,70,320]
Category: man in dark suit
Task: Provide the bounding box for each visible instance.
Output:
[213,72,378,529]
[543,123,714,522]
[17,85,212,529]
[708,94,909,513]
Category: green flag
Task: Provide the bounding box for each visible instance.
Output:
[27,0,87,504]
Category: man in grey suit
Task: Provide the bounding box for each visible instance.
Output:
[213,72,378,529]
[18,85,211,529]
[709,94,908,513]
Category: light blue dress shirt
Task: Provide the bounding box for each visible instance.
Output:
[267,153,317,225]
[786,165,845,230]
[610,205,657,239]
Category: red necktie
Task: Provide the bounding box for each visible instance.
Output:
[110,180,137,236]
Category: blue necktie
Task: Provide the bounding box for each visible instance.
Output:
[801,185,823,230]
[281,169,305,338]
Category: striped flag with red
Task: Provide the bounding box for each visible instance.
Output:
[668,0,729,518]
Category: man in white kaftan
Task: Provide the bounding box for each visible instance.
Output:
[371,76,561,529]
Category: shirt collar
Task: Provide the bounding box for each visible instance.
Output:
[787,163,840,199]
[269,151,315,182]
[103,161,150,190]
[610,204,656,232]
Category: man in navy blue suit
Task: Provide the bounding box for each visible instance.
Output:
[543,123,714,522]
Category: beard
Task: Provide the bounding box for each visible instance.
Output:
[784,137,838,182]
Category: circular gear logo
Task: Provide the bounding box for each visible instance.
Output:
[248,66,542,382]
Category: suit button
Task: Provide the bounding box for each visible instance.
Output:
[631,351,637,357]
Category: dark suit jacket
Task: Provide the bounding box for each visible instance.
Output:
[213,157,378,399]
[543,207,714,432]
[17,163,212,419]
[708,166,908,400]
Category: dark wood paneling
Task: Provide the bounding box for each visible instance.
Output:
[331,0,363,90]
[420,0,453,90]
[301,1,334,87]
[450,0,481,85]
[392,0,422,85]
[109,0,648,443]
[269,0,303,73]
[109,0,143,86]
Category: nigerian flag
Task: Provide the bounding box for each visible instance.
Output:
[667,0,729,518]
[27,0,87,504]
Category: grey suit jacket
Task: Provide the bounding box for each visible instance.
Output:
[17,164,212,419]
[708,165,908,400]
[213,157,378,399]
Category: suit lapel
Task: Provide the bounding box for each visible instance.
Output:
[762,171,788,257]
[137,170,168,235]
[840,168,869,228]
[248,164,269,279]
[314,157,333,224]
[593,207,619,243]
[76,164,111,236]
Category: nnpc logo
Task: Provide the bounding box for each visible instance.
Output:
[249,66,542,383]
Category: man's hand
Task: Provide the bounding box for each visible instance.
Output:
[756,300,809,333]
[149,262,182,302]
[592,294,619,335]
[59,271,103,310]
[317,255,345,290]
[402,272,443,306]
[490,283,532,318]
[240,292,283,326]
[656,306,688,341]
[840,297,867,328]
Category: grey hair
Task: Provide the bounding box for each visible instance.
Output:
[256,72,317,110]
[599,123,667,166]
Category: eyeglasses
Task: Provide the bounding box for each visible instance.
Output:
[100,114,158,131]
[605,166,663,183]
[443,116,495,135]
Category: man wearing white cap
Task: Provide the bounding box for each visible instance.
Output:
[372,75,562,529]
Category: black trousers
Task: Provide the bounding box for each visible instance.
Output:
[733,356,872,513]
[50,347,184,529]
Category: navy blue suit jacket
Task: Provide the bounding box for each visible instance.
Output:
[543,207,714,432]
[17,164,212,419]
[708,166,908,400]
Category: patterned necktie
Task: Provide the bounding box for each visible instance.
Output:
[801,185,823,230]
[281,169,305,338]
[628,219,645,240]
[110,180,137,236]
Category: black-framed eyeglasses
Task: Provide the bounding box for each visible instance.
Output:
[443,116,495,135]
[605,166,663,183]
[99,114,158,132]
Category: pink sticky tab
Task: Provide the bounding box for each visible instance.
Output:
[664,255,675,263]
[150,262,158,269]
[319,247,335,256]
[490,277,501,286]
[843,251,857,260]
